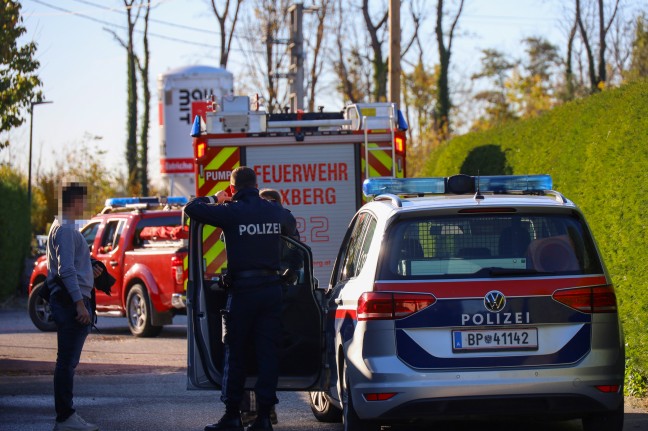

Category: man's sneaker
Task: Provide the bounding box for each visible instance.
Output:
[53,413,98,431]
[246,416,273,431]
[204,412,244,431]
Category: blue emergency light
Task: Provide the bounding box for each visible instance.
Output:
[105,196,188,207]
[362,175,552,197]
[190,115,203,137]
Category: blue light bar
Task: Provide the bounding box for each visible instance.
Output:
[362,175,552,197]
[476,175,552,193]
[363,177,446,197]
[105,196,188,207]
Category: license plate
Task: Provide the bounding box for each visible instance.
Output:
[452,328,538,352]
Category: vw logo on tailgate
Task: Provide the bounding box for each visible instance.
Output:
[484,290,506,312]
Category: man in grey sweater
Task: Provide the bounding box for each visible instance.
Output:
[47,181,101,431]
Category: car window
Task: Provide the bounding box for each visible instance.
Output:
[80,222,100,251]
[379,213,603,280]
[134,215,184,248]
[337,212,375,283]
[98,220,124,254]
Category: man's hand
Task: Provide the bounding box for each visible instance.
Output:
[75,300,91,325]
[215,190,232,204]
[92,262,104,278]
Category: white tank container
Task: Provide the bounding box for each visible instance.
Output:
[158,65,234,196]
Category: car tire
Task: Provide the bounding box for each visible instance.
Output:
[126,284,163,337]
[28,282,57,332]
[582,404,624,431]
[342,361,380,431]
[309,391,342,423]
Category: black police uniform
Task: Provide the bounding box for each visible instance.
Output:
[183,187,297,417]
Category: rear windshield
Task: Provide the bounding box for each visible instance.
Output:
[133,215,185,248]
[378,213,603,280]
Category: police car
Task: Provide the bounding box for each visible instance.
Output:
[185,175,624,431]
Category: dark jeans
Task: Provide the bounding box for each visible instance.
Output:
[51,293,91,422]
[221,283,282,411]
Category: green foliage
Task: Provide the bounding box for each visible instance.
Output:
[425,78,648,385]
[0,164,30,298]
[626,13,648,81]
[626,360,648,397]
[0,0,43,148]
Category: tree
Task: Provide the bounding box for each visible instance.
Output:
[106,0,151,195]
[508,37,562,118]
[402,60,439,176]
[0,0,43,149]
[136,2,151,196]
[332,0,371,103]
[470,49,518,131]
[209,0,244,68]
[305,0,333,111]
[239,0,291,113]
[435,0,464,140]
[361,0,389,101]
[626,13,648,81]
[573,0,620,92]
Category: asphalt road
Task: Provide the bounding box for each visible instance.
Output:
[1,298,647,431]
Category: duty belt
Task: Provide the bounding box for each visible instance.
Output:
[231,269,279,280]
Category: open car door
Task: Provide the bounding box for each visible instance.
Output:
[186,219,326,391]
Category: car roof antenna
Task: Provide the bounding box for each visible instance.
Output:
[474,171,484,200]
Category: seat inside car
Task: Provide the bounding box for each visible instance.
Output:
[498,220,531,257]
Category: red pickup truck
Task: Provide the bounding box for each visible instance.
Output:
[27,197,188,337]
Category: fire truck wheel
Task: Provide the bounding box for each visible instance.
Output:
[28,282,57,332]
[126,284,162,337]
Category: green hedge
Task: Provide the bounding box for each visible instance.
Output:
[0,166,31,299]
[425,78,648,378]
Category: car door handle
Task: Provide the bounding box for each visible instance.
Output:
[334,298,343,305]
[109,261,118,267]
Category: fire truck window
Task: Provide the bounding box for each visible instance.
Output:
[99,220,121,254]
[81,222,100,251]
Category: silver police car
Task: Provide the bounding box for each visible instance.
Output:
[186,174,624,431]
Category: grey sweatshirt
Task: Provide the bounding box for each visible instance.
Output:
[46,217,94,302]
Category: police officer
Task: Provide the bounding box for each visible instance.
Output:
[184,167,297,431]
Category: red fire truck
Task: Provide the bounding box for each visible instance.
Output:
[190,96,407,283]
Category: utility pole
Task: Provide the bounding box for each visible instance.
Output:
[388,0,400,106]
[288,3,304,112]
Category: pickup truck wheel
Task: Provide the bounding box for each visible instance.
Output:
[309,391,342,423]
[126,284,162,337]
[28,282,57,332]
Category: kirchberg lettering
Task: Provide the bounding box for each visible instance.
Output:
[239,223,281,236]
[461,312,531,326]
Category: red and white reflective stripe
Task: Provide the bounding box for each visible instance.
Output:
[374,275,608,299]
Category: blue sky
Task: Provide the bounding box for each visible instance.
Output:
[6,0,631,188]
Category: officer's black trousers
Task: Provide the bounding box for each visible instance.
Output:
[220,282,282,410]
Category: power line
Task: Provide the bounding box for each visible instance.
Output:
[68,0,266,45]
[29,0,217,48]
[28,0,264,53]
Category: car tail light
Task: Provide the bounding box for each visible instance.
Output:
[595,385,620,393]
[171,255,184,285]
[357,291,436,321]
[552,285,617,313]
[364,392,398,401]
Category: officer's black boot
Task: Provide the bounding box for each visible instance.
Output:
[246,416,272,431]
[246,404,273,431]
[204,408,243,431]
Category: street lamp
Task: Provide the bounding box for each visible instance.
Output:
[28,100,53,207]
